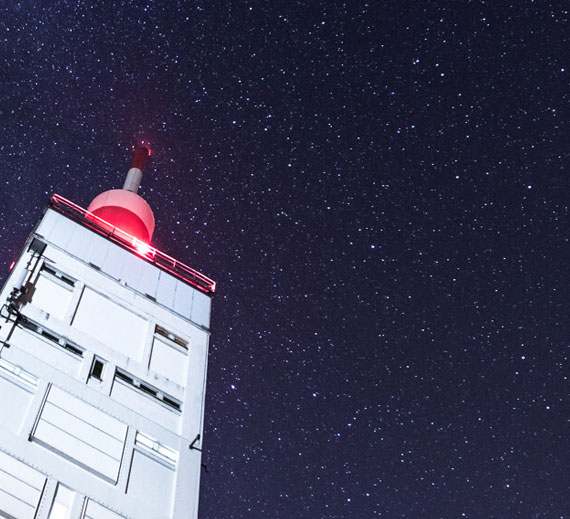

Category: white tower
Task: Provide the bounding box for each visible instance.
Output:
[0,147,215,518]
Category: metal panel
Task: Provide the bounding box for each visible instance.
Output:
[65,223,95,261]
[32,386,127,482]
[84,233,111,270]
[101,244,127,280]
[172,281,194,319]
[0,376,34,434]
[131,260,160,299]
[0,450,46,519]
[191,290,211,329]
[119,252,144,289]
[36,209,59,240]
[48,215,78,250]
[156,271,177,308]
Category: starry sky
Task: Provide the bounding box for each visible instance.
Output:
[1,1,569,517]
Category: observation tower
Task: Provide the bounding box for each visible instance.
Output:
[0,147,214,518]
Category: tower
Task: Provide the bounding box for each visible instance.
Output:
[0,148,215,518]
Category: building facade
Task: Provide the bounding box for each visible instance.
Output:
[0,155,215,518]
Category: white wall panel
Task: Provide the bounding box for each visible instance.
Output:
[36,209,59,239]
[84,233,111,269]
[65,224,95,261]
[33,386,127,482]
[0,450,46,519]
[156,271,177,308]
[173,281,194,319]
[119,253,144,289]
[31,273,73,320]
[0,376,33,434]
[111,382,179,432]
[83,500,126,519]
[72,288,148,362]
[48,215,77,250]
[127,451,175,515]
[101,245,127,280]
[132,260,160,298]
[8,327,82,377]
[191,290,211,329]
[149,337,188,387]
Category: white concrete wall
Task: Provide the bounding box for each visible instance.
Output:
[0,208,213,518]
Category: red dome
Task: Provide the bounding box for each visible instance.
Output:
[87,189,155,243]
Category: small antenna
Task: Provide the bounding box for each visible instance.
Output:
[123,146,150,193]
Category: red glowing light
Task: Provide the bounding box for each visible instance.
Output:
[133,238,156,258]
[140,141,152,156]
[9,261,15,271]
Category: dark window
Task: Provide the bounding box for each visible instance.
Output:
[155,325,187,349]
[114,368,182,412]
[90,359,104,380]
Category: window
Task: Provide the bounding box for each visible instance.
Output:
[18,316,84,357]
[42,264,75,287]
[114,369,181,412]
[90,358,105,381]
[0,358,38,389]
[155,325,187,349]
[135,432,178,466]
[149,326,189,387]
[72,288,148,362]
[88,357,106,388]
[48,484,75,519]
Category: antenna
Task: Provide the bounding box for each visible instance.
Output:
[86,145,155,242]
[123,146,150,193]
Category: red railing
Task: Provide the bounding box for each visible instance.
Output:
[49,194,216,294]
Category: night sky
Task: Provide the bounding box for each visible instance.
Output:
[1,1,569,517]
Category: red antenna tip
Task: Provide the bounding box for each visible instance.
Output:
[131,146,150,170]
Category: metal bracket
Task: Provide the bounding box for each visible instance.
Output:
[189,433,202,452]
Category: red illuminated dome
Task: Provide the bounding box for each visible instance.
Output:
[87,147,155,243]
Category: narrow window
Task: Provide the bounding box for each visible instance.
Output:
[90,358,105,381]
[17,316,83,358]
[48,484,75,519]
[113,369,181,412]
[0,358,38,389]
[135,432,178,466]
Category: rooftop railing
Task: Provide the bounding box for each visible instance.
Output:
[49,194,216,294]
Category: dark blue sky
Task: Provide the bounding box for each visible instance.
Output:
[1,1,568,517]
